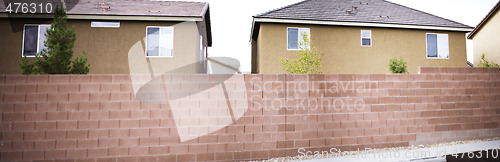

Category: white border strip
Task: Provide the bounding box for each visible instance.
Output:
[254,18,473,32]
[69,15,202,21]
[300,140,500,162]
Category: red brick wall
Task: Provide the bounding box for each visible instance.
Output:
[1,67,500,161]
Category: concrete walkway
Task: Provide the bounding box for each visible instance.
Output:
[299,140,500,162]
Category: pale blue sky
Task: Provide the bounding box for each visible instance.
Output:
[193,0,499,72]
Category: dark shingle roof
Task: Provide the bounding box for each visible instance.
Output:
[0,0,208,17]
[255,0,471,28]
[68,0,207,17]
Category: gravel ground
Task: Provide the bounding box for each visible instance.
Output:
[256,137,500,162]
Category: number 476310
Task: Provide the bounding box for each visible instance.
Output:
[5,3,53,14]
[450,149,499,159]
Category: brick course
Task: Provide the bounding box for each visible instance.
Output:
[1,67,500,161]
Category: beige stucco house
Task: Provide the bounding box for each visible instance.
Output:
[251,0,473,74]
[0,0,212,74]
[468,1,500,66]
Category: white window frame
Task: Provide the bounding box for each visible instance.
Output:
[91,21,120,28]
[200,35,203,61]
[22,24,51,57]
[426,33,449,59]
[361,30,372,47]
[287,27,310,51]
[145,26,174,58]
[200,35,207,70]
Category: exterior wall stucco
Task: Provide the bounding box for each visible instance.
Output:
[253,23,468,74]
[472,10,500,66]
[0,18,205,74]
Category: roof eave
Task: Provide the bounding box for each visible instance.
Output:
[203,6,213,47]
[467,1,500,39]
[250,16,257,42]
[253,17,473,32]
[0,13,203,21]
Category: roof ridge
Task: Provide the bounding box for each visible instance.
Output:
[383,0,472,28]
[254,0,311,17]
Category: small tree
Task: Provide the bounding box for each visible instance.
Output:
[20,3,89,74]
[281,33,323,74]
[477,53,499,67]
[388,57,408,74]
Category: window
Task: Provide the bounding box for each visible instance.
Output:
[287,27,310,50]
[23,24,50,57]
[426,33,449,59]
[200,35,206,60]
[361,30,372,46]
[91,21,120,28]
[146,26,174,57]
[200,35,206,69]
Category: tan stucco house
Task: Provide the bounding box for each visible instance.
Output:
[467,1,500,66]
[0,0,212,74]
[251,0,473,74]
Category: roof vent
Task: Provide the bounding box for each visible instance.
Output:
[346,9,353,14]
[347,6,358,15]
[379,15,390,18]
[102,6,110,11]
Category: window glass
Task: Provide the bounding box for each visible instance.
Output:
[361,30,371,37]
[426,34,438,57]
[287,28,298,50]
[38,25,50,53]
[159,27,173,57]
[23,25,38,56]
[437,34,449,59]
[287,27,310,50]
[298,28,310,50]
[362,38,371,46]
[146,27,160,56]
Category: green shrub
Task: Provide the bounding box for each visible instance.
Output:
[477,53,499,67]
[281,33,323,74]
[70,52,90,74]
[388,57,408,74]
